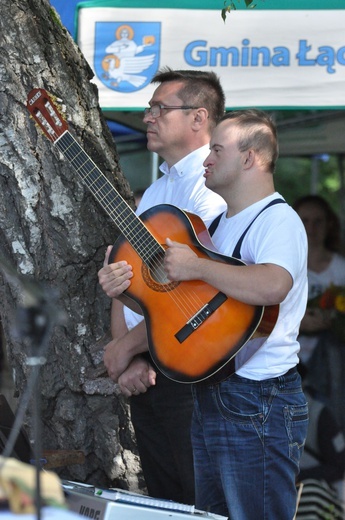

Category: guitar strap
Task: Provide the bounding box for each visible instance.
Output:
[209,198,286,259]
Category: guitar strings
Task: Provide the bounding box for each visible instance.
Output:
[56,131,210,324]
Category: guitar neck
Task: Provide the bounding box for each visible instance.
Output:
[55,131,160,260]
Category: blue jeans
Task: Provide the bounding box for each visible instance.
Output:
[191,367,308,520]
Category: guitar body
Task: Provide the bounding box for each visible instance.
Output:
[110,204,279,383]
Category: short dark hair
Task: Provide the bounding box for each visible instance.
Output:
[219,109,279,173]
[151,67,225,127]
[293,194,341,252]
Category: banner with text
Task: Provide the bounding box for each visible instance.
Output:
[77,6,345,110]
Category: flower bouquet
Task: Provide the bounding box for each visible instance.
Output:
[308,285,345,343]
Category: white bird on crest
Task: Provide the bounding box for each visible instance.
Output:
[103,54,155,87]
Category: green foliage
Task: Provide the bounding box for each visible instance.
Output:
[222,0,257,22]
[275,155,342,213]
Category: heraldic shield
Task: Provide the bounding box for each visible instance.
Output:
[94,21,161,93]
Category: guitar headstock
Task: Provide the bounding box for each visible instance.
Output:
[26,88,68,142]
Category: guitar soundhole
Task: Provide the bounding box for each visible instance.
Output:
[141,251,179,292]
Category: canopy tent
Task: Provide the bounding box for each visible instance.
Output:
[277,111,345,157]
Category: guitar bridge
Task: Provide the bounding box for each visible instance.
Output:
[175,292,227,343]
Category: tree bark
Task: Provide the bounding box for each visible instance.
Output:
[0,0,143,490]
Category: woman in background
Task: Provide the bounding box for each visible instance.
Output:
[294,195,345,431]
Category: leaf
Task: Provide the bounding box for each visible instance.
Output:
[222,0,258,22]
[221,7,230,22]
[221,2,233,22]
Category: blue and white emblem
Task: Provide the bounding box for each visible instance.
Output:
[94,22,161,93]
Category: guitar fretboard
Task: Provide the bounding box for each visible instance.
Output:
[55,131,163,264]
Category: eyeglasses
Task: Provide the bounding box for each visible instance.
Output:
[143,104,200,119]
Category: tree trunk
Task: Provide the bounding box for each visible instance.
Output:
[0,0,143,490]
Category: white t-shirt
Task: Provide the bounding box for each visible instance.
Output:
[299,253,345,364]
[211,192,308,380]
[307,254,345,299]
[123,145,227,330]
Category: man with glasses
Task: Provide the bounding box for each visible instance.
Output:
[98,68,226,504]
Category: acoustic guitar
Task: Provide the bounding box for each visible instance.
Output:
[26,88,279,384]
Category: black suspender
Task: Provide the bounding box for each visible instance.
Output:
[208,212,223,237]
[209,198,286,259]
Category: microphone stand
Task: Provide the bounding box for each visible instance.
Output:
[0,254,64,520]
[18,301,57,520]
